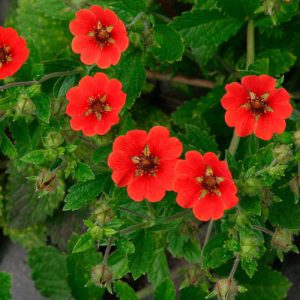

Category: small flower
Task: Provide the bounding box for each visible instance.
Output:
[0,26,29,79]
[173,151,238,221]
[66,73,126,136]
[69,5,129,69]
[108,126,183,202]
[221,75,293,140]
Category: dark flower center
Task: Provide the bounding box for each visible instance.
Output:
[0,46,11,65]
[132,145,160,177]
[89,21,115,48]
[195,166,224,198]
[244,91,272,116]
[85,95,111,120]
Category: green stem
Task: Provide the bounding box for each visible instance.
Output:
[0,68,83,92]
[229,255,240,280]
[228,134,240,157]
[118,222,149,235]
[246,19,255,68]
[200,219,214,267]
[252,225,273,236]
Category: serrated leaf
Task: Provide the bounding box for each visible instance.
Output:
[236,266,291,300]
[148,249,169,288]
[180,286,206,299]
[108,48,146,110]
[35,0,74,21]
[128,230,154,280]
[114,281,138,300]
[217,0,261,18]
[108,250,130,280]
[21,149,56,165]
[172,10,244,65]
[64,174,111,211]
[1,134,17,159]
[75,162,95,182]
[152,24,184,63]
[28,246,72,300]
[31,93,51,123]
[0,272,12,300]
[240,195,261,216]
[72,232,94,253]
[154,278,176,300]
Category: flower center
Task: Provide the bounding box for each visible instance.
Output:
[131,145,160,177]
[0,46,12,67]
[243,91,273,116]
[195,166,224,198]
[85,95,112,120]
[89,21,115,48]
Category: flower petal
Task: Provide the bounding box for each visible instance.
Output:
[69,9,97,35]
[175,151,205,178]
[241,74,276,96]
[267,88,292,119]
[221,82,248,110]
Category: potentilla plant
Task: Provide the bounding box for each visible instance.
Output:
[0,1,299,300]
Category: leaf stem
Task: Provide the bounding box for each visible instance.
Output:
[252,225,274,236]
[229,254,240,280]
[228,134,240,157]
[200,219,214,267]
[0,68,83,92]
[103,237,113,265]
[246,19,255,68]
[117,206,152,220]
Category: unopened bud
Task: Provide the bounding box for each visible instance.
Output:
[89,226,104,241]
[43,131,64,148]
[268,165,287,177]
[15,94,35,116]
[215,278,238,300]
[35,170,57,193]
[95,202,114,225]
[272,228,295,252]
[91,264,113,288]
[294,131,300,148]
[273,145,292,163]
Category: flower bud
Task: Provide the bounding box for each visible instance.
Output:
[43,131,64,148]
[35,170,57,193]
[91,264,113,288]
[242,178,261,196]
[268,165,287,177]
[129,32,142,48]
[89,226,104,241]
[272,228,294,252]
[15,94,35,116]
[215,278,238,300]
[94,202,114,225]
[294,131,300,148]
[273,144,292,163]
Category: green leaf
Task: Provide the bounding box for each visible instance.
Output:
[148,249,170,288]
[108,250,130,280]
[180,286,206,299]
[240,195,261,216]
[1,134,17,159]
[75,162,95,182]
[67,246,104,300]
[152,24,184,63]
[269,188,300,229]
[28,246,72,300]
[64,174,111,211]
[217,0,261,18]
[128,230,154,280]
[21,149,56,165]
[114,281,138,300]
[154,278,176,300]
[236,266,291,300]
[72,233,94,253]
[203,235,233,269]
[93,144,112,164]
[35,0,74,21]
[32,93,51,123]
[108,48,146,110]
[172,10,244,65]
[0,272,12,300]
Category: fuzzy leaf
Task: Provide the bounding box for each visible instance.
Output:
[114,281,138,300]
[154,278,176,300]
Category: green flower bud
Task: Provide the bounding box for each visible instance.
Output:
[95,202,114,225]
[240,233,262,260]
[43,131,64,148]
[27,85,41,97]
[215,278,238,300]
[129,32,142,48]
[268,165,287,177]
[242,177,261,196]
[35,170,57,193]
[15,94,35,116]
[294,131,300,148]
[91,264,113,288]
[273,144,292,163]
[272,228,295,252]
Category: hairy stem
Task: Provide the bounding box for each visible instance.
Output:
[246,19,255,68]
[103,237,113,265]
[252,225,274,236]
[228,134,240,157]
[229,255,240,280]
[200,219,214,267]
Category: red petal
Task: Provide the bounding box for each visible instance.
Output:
[203,152,233,179]
[221,82,248,110]
[241,74,276,96]
[91,6,119,27]
[108,150,134,186]
[147,126,182,159]
[225,107,255,137]
[145,176,166,202]
[69,9,97,35]
[222,193,239,210]
[254,112,286,140]
[193,194,224,221]
[94,72,110,93]
[71,35,99,62]
[81,115,98,136]
[78,75,100,96]
[70,115,86,131]
[113,130,147,156]
[174,174,200,208]
[112,23,129,51]
[267,88,292,119]
[96,44,121,69]
[127,176,147,202]
[95,114,119,135]
[176,151,205,178]
[219,179,238,195]
[156,159,177,190]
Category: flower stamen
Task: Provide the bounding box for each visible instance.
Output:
[0,45,12,68]
[89,21,115,48]
[85,95,111,120]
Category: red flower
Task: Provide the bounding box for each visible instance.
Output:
[221,75,293,140]
[70,5,129,69]
[66,73,126,136]
[108,126,183,202]
[0,27,29,80]
[173,151,238,221]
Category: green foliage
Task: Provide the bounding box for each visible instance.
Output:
[0,272,12,300]
[114,281,138,300]
[154,278,176,300]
